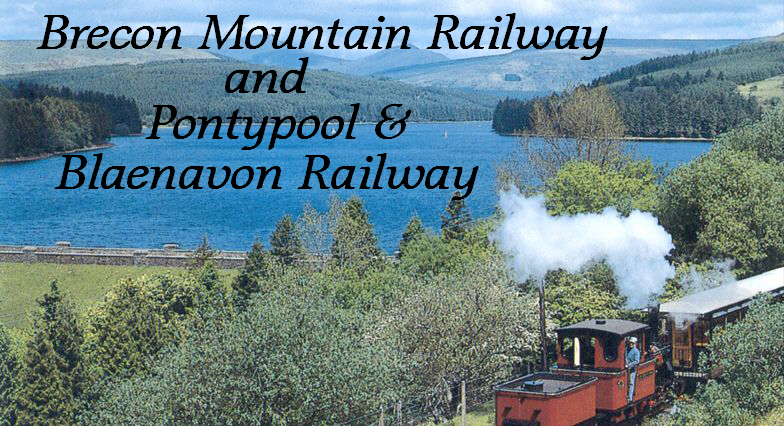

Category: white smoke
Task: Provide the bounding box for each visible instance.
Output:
[678,259,736,295]
[492,189,675,308]
[665,260,738,327]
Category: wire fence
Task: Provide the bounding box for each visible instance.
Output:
[338,373,504,426]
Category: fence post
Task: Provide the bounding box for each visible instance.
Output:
[379,406,384,426]
[461,380,467,426]
[396,401,402,426]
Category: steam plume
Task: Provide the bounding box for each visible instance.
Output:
[493,189,675,307]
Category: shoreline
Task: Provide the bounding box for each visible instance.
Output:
[500,131,715,142]
[0,143,114,164]
[621,136,715,142]
[140,120,489,130]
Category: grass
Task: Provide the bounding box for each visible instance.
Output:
[0,262,237,329]
[421,402,494,426]
[756,406,784,425]
[737,75,784,109]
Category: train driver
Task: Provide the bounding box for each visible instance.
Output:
[626,336,640,402]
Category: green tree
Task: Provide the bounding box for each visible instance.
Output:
[330,196,382,271]
[15,282,85,424]
[544,160,658,216]
[658,147,784,276]
[38,282,85,401]
[83,283,405,425]
[270,214,304,265]
[193,259,221,294]
[314,265,416,312]
[0,325,18,425]
[82,275,203,382]
[232,241,279,310]
[440,192,472,241]
[718,105,784,163]
[398,234,467,276]
[380,260,546,420]
[15,332,71,425]
[189,235,215,269]
[543,266,625,326]
[399,219,499,277]
[513,84,627,184]
[398,214,425,258]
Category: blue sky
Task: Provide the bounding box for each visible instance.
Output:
[3,0,783,58]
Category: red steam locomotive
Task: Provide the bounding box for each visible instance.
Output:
[494,267,784,426]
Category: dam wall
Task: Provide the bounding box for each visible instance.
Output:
[0,242,246,269]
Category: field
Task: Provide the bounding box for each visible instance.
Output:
[738,75,784,109]
[0,262,237,329]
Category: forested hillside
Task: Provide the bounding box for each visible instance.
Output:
[493,41,784,137]
[4,60,495,124]
[0,83,141,160]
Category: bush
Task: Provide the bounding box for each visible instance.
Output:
[662,298,784,425]
[83,278,406,425]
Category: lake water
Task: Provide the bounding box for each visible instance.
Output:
[0,122,711,252]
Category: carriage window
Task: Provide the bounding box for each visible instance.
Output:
[694,320,710,347]
[604,336,619,362]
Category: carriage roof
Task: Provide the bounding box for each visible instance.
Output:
[557,319,648,337]
[659,267,784,317]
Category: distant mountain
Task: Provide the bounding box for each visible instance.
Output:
[250,50,345,69]
[191,38,744,97]
[0,40,219,76]
[3,59,495,124]
[324,46,449,75]
[175,35,348,69]
[176,37,448,75]
[375,39,743,96]
[745,33,784,44]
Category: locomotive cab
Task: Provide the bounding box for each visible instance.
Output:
[552,319,658,417]
[495,319,662,425]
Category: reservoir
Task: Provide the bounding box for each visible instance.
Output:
[0,122,711,252]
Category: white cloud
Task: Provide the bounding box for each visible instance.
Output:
[3,0,782,50]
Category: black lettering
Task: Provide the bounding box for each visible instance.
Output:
[255,167,282,189]
[102,166,126,189]
[180,166,204,189]
[280,58,308,93]
[87,26,109,49]
[40,15,69,49]
[582,26,607,60]
[331,166,355,189]
[126,166,149,189]
[150,166,176,189]
[452,166,478,198]
[202,15,246,49]
[231,166,254,189]
[300,155,330,189]
[429,15,459,49]
[56,154,85,188]
[149,105,177,139]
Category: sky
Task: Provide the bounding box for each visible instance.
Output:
[3,0,783,58]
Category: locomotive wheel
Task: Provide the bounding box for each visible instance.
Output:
[675,379,688,395]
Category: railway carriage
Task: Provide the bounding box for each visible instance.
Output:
[658,267,784,386]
